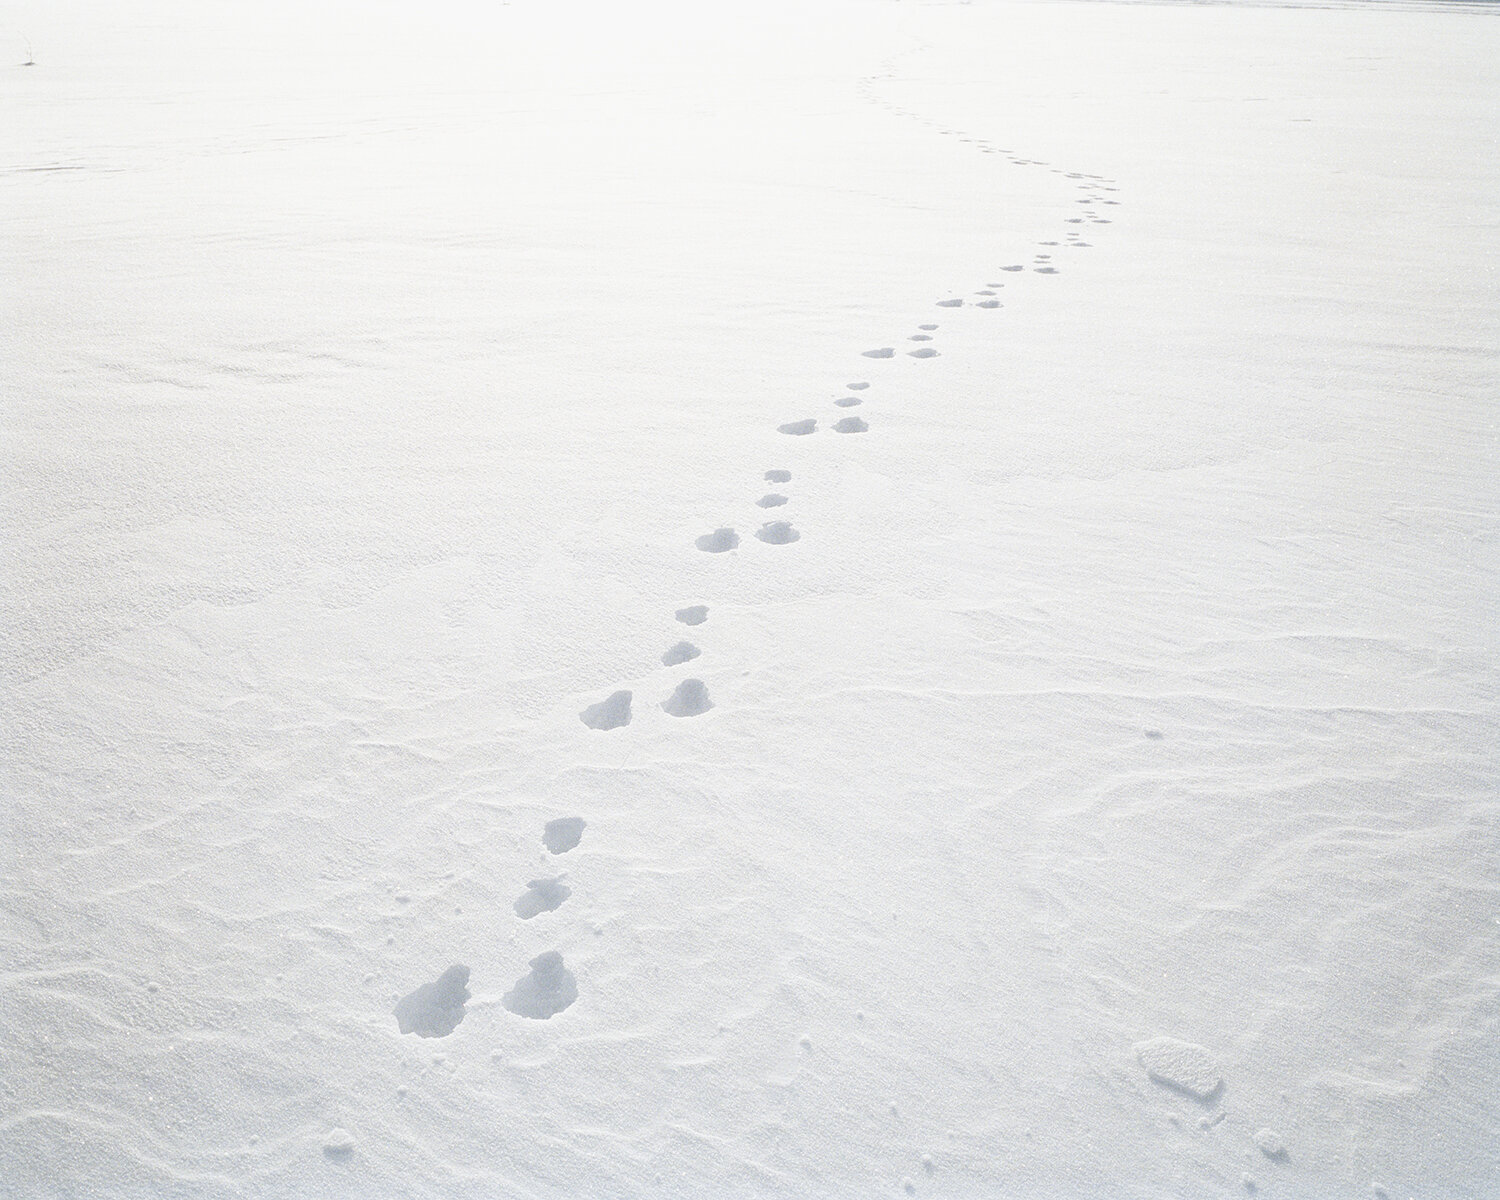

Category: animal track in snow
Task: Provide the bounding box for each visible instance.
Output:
[764,469,792,482]
[845,382,870,390]
[696,528,740,552]
[394,965,471,1037]
[580,690,632,730]
[1000,264,1024,272]
[1035,266,1059,274]
[663,678,714,716]
[918,324,939,330]
[676,605,708,625]
[834,396,862,407]
[543,817,586,854]
[503,951,577,1019]
[935,298,963,308]
[909,334,933,342]
[862,347,895,358]
[757,493,789,507]
[514,878,571,919]
[908,347,939,358]
[756,520,801,544]
[779,419,817,436]
[662,640,701,666]
[833,416,868,433]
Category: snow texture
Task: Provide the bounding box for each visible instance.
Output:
[1135,1037,1222,1101]
[3,0,1498,1194]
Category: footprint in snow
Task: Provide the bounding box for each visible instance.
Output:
[503,951,577,1020]
[662,640,701,666]
[1000,264,1024,272]
[756,521,801,544]
[918,324,939,331]
[543,817,585,854]
[676,604,708,626]
[834,396,862,407]
[977,300,1002,308]
[514,877,571,919]
[765,469,792,482]
[908,347,939,358]
[779,419,817,436]
[833,416,868,433]
[845,382,870,391]
[935,298,963,308]
[663,678,713,716]
[580,690,631,730]
[909,334,933,342]
[862,347,895,359]
[394,964,470,1038]
[757,493,789,508]
[696,528,740,552]
[1034,266,1059,274]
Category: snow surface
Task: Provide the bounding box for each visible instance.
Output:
[3,0,1499,1196]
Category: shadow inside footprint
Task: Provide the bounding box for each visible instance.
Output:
[756,520,801,544]
[757,493,788,507]
[394,964,470,1038]
[833,416,868,433]
[662,640,701,666]
[502,951,577,1020]
[676,605,708,625]
[696,528,740,552]
[580,690,631,730]
[662,678,713,717]
[543,817,585,854]
[514,877,571,919]
[778,419,816,436]
[764,469,792,482]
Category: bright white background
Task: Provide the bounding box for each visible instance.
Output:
[3,1,1497,1196]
